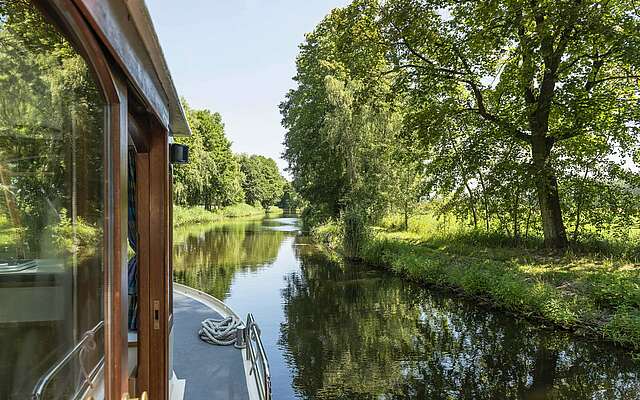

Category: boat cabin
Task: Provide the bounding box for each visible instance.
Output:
[0,1,270,399]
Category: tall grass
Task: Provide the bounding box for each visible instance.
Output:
[382,212,640,261]
[343,208,367,259]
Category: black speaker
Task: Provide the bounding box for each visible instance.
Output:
[170,143,189,164]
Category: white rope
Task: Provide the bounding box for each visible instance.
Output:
[199,316,242,346]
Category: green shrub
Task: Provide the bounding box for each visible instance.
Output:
[311,219,342,250]
[173,205,222,226]
[604,308,640,349]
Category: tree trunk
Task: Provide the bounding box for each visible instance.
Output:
[0,166,20,229]
[478,171,490,231]
[525,201,533,240]
[513,189,520,245]
[404,203,409,231]
[527,346,559,399]
[572,203,582,242]
[464,180,478,230]
[531,136,567,249]
[572,165,590,242]
[470,203,478,230]
[499,213,511,237]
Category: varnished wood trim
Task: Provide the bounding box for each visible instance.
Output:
[70,0,170,130]
[135,153,151,395]
[147,126,170,400]
[43,0,118,104]
[104,72,130,400]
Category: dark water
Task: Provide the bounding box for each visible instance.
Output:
[173,216,640,400]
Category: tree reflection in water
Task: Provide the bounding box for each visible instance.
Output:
[173,218,287,299]
[282,238,639,400]
[172,220,638,399]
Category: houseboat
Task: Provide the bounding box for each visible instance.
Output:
[0,1,270,399]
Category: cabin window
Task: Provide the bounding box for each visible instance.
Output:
[0,1,105,399]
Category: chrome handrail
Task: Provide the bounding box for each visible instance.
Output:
[245,313,271,400]
[32,320,104,400]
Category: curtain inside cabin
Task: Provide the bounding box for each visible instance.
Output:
[128,150,138,331]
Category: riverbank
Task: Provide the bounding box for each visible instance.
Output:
[174,204,283,227]
[312,217,640,351]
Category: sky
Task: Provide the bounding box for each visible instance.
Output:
[147,1,350,176]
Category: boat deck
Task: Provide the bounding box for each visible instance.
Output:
[173,290,249,400]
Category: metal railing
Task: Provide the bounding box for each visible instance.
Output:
[245,313,271,400]
[32,321,104,400]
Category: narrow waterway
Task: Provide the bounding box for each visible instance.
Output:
[173,216,639,400]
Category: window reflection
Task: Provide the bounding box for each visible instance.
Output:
[0,1,105,399]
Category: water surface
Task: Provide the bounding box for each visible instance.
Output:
[173,216,639,400]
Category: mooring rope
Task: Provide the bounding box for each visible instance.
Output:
[199,316,243,347]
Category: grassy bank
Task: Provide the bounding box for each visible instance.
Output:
[174,204,283,227]
[312,214,640,351]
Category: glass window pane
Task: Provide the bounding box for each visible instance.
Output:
[0,1,105,399]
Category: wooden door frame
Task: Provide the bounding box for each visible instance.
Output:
[135,121,171,400]
[105,71,130,400]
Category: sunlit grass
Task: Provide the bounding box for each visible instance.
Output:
[174,204,260,226]
[173,203,283,227]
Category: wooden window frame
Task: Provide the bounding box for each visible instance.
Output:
[35,1,131,398]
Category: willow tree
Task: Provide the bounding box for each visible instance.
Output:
[281,0,405,233]
[323,75,402,257]
[383,0,640,248]
[282,0,380,210]
[173,102,244,210]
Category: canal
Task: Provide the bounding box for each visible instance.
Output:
[173,215,639,399]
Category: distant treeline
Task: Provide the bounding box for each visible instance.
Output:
[281,0,640,251]
[173,101,301,211]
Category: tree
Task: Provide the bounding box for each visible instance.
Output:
[278,181,303,211]
[281,0,395,223]
[173,102,244,210]
[238,154,285,209]
[281,0,414,240]
[389,149,424,231]
[382,0,640,248]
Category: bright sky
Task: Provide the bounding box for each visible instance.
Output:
[147,1,349,176]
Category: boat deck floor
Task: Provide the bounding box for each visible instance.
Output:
[173,291,249,400]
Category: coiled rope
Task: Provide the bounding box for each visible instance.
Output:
[199,316,243,347]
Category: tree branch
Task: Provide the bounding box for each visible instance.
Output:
[452,44,532,143]
[516,6,537,105]
[386,63,468,78]
[590,75,640,86]
[467,82,531,143]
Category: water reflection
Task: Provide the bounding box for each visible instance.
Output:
[173,217,639,399]
[283,240,639,399]
[173,218,290,299]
